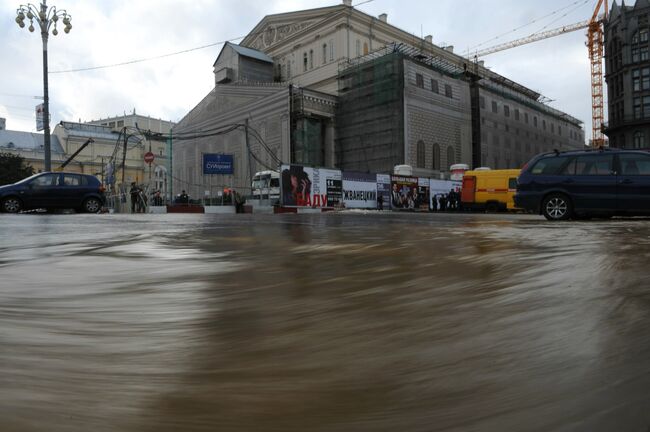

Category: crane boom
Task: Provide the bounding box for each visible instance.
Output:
[470,20,590,58]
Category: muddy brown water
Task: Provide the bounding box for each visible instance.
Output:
[1,213,649,432]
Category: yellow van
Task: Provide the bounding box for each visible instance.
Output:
[461,169,520,212]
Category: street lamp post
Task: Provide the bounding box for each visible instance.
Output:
[15,1,71,172]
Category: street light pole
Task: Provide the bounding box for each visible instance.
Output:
[16,1,72,172]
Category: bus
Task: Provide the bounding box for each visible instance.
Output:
[251,170,280,203]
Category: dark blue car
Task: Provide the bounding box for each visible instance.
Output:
[515,148,650,220]
[0,172,105,214]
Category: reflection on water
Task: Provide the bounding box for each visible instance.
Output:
[1,213,649,432]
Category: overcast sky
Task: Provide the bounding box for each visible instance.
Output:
[0,0,609,142]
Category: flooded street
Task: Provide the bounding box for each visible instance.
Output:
[1,213,649,432]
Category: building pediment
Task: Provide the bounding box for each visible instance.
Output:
[241,5,345,50]
[247,21,319,50]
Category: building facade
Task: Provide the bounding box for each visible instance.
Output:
[605,0,650,148]
[173,1,585,197]
[0,118,66,173]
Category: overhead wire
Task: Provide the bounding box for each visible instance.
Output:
[49,1,379,75]
[467,0,591,52]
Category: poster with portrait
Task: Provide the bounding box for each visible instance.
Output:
[376,174,391,210]
[280,165,342,208]
[390,175,419,210]
[417,177,431,211]
[342,172,377,209]
[429,179,462,210]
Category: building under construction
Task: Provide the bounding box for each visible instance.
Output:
[172,1,585,198]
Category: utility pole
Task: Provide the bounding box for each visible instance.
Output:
[167,128,173,202]
[245,119,253,195]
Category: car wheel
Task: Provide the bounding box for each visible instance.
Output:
[2,197,23,213]
[485,202,499,213]
[542,193,572,221]
[82,198,102,213]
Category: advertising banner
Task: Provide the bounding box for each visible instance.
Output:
[203,154,234,175]
[429,179,462,210]
[376,174,391,210]
[417,177,431,211]
[342,172,377,209]
[390,175,419,210]
[35,103,45,132]
[280,165,342,208]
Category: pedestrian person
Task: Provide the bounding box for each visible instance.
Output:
[129,182,141,213]
[377,194,384,210]
[440,194,447,212]
[152,190,163,206]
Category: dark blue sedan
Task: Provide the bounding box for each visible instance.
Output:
[0,172,105,214]
[515,149,650,220]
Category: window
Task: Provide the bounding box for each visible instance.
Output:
[642,47,649,61]
[309,50,314,69]
[445,84,452,98]
[571,154,614,175]
[551,123,555,134]
[63,174,81,186]
[416,73,424,88]
[322,44,327,64]
[524,112,529,124]
[533,116,538,127]
[542,120,546,130]
[30,174,59,186]
[633,46,640,63]
[287,60,291,79]
[330,39,334,61]
[479,96,485,109]
[643,67,650,90]
[634,69,642,91]
[530,156,570,175]
[635,97,642,119]
[620,153,650,174]
[508,178,517,189]
[447,146,455,165]
[492,101,498,113]
[356,39,361,57]
[644,96,650,118]
[117,120,124,127]
[515,109,520,121]
[303,53,308,72]
[634,131,646,149]
[363,42,369,55]
[431,79,439,94]
[504,105,510,117]
[432,143,440,170]
[416,140,425,168]
[641,28,649,42]
[558,126,562,136]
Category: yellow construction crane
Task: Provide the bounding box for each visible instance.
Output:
[470,0,609,147]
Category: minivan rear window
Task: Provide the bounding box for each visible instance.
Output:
[529,156,570,175]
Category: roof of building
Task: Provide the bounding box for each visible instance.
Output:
[213,42,274,67]
[0,130,65,153]
[59,121,123,141]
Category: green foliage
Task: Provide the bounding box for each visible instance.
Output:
[0,152,35,186]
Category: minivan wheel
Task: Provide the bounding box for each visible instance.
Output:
[2,197,23,213]
[542,193,572,221]
[83,198,102,213]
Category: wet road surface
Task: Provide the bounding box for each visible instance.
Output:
[1,212,649,432]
